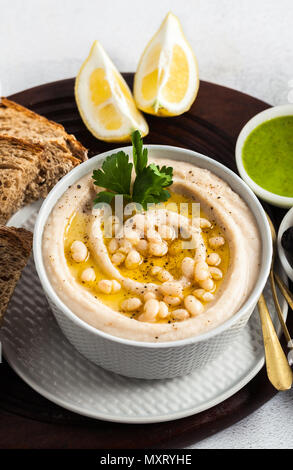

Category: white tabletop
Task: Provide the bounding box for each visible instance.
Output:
[1,0,293,449]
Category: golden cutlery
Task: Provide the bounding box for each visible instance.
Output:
[257,294,292,390]
[256,215,293,390]
[274,272,293,312]
[267,216,292,344]
[267,215,293,368]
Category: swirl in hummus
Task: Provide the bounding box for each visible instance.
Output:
[42,157,261,342]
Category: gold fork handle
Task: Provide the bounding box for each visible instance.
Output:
[274,272,293,311]
[258,294,293,390]
[269,271,291,344]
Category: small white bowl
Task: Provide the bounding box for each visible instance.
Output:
[278,207,293,282]
[235,104,293,209]
[34,145,272,379]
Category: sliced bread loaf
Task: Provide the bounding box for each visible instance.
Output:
[0,226,33,325]
[0,136,43,224]
[25,140,81,202]
[0,97,88,201]
[0,98,87,161]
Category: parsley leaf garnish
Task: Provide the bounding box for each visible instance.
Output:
[92,131,173,209]
[132,129,148,175]
[132,165,172,207]
[93,190,118,205]
[92,151,132,204]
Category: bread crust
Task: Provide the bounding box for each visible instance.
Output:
[0,97,88,322]
[0,133,44,153]
[0,98,88,161]
[0,225,33,256]
[0,135,45,224]
[0,226,33,324]
[0,98,88,221]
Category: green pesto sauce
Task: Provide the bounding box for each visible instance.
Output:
[242,116,293,197]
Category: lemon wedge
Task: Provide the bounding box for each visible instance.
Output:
[134,13,199,117]
[75,41,148,142]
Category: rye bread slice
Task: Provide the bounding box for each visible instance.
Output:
[0,136,43,224]
[0,226,33,325]
[25,140,80,202]
[0,98,87,161]
[0,97,88,201]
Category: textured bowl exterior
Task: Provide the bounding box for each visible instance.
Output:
[34,145,272,380]
[48,296,254,379]
[1,248,286,422]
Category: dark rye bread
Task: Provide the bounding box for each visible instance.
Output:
[0,98,87,160]
[25,140,80,202]
[0,135,43,224]
[0,97,88,201]
[0,226,33,325]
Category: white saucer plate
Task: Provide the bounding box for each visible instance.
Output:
[0,201,288,424]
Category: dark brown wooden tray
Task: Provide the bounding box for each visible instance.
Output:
[0,76,291,449]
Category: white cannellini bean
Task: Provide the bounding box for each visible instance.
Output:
[194,261,210,282]
[163,295,182,306]
[138,312,154,322]
[191,217,201,229]
[158,301,169,318]
[112,252,126,265]
[200,218,212,229]
[193,288,214,302]
[136,239,148,254]
[192,288,205,299]
[138,301,159,322]
[70,240,87,262]
[124,229,140,245]
[137,313,146,322]
[144,298,160,318]
[157,269,173,283]
[159,224,175,240]
[108,238,119,254]
[133,213,145,232]
[151,266,173,282]
[118,239,133,254]
[203,292,214,302]
[209,236,225,248]
[98,279,113,294]
[149,242,168,257]
[207,253,221,266]
[181,257,195,279]
[199,278,215,291]
[151,266,161,276]
[121,297,142,311]
[146,229,162,244]
[194,244,207,263]
[160,282,183,298]
[184,295,204,316]
[172,309,190,321]
[209,267,223,280]
[180,224,192,240]
[144,291,157,302]
[80,267,96,283]
[125,250,141,269]
[111,280,121,293]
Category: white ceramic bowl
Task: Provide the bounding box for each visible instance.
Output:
[278,207,293,282]
[235,104,293,208]
[34,145,272,379]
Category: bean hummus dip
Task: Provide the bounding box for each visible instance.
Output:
[43,158,261,342]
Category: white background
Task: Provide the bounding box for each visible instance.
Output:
[1,0,293,449]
